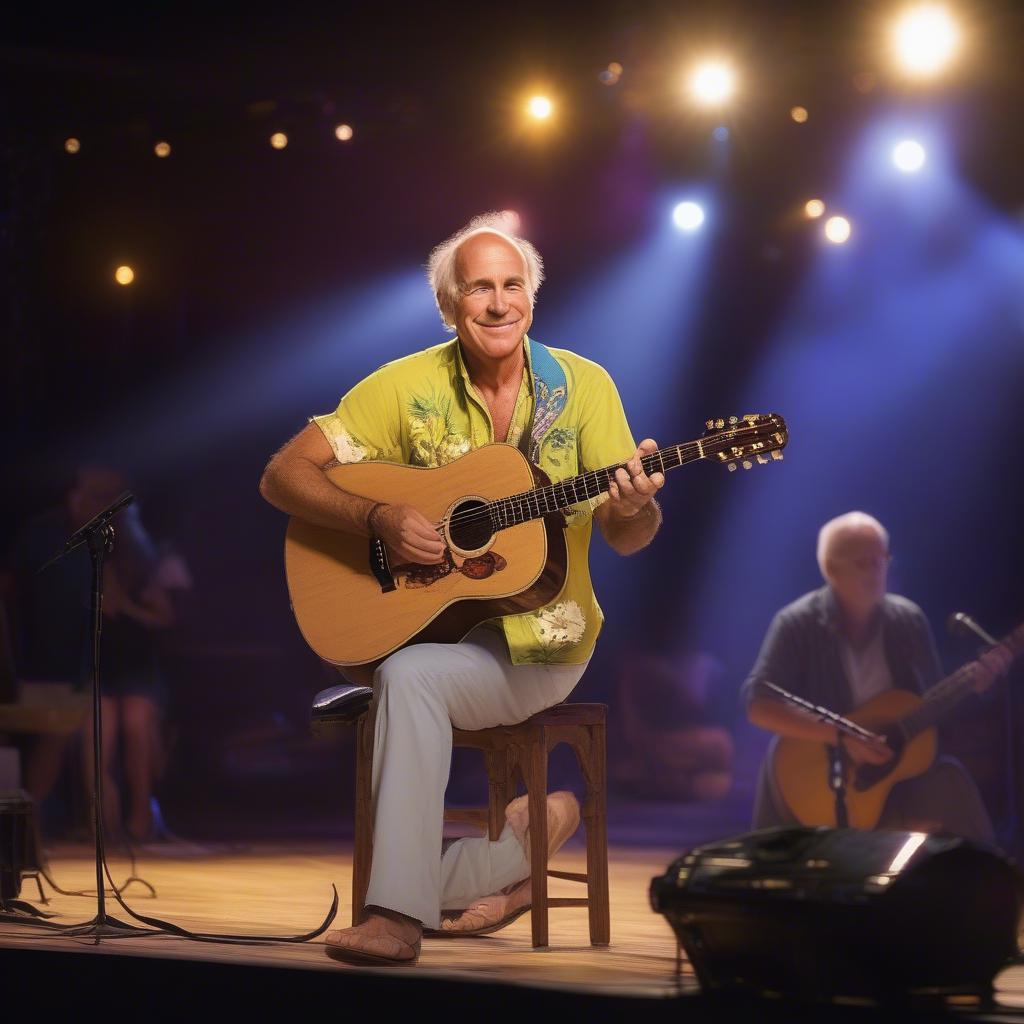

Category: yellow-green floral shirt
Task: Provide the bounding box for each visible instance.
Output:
[311,335,636,665]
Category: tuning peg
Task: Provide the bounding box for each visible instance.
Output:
[743,413,758,423]
[727,462,738,472]
[771,450,784,461]
[742,460,752,470]
[706,419,715,430]
[715,418,725,429]
[756,454,769,464]
[728,415,738,425]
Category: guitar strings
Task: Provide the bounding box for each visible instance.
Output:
[433,433,774,533]
[427,427,784,536]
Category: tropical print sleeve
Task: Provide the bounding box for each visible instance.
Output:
[310,367,403,465]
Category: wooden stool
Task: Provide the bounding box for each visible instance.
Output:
[352,702,610,948]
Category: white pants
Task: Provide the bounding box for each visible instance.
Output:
[364,624,590,929]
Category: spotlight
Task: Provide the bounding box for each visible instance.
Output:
[892,4,960,78]
[824,216,852,244]
[688,61,736,107]
[335,124,354,141]
[527,95,553,120]
[64,138,80,154]
[805,199,825,219]
[790,106,809,124]
[270,132,288,149]
[599,62,623,86]
[154,141,171,158]
[892,139,926,172]
[672,201,705,232]
[115,265,135,286]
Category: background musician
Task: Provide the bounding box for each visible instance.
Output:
[742,511,1011,841]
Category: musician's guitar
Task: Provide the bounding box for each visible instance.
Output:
[285,413,788,678]
[770,621,1024,829]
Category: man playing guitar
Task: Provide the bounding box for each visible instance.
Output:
[260,211,664,963]
[743,511,1012,839]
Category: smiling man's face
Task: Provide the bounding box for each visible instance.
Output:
[452,232,532,365]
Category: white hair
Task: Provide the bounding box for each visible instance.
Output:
[426,211,545,330]
[816,511,890,578]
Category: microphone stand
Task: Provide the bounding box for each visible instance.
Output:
[948,612,1020,860]
[763,681,885,830]
[7,494,154,939]
[3,493,339,945]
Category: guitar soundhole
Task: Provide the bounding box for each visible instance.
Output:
[447,499,494,552]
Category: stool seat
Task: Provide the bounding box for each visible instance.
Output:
[350,700,610,948]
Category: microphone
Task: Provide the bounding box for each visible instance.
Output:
[947,611,999,648]
[38,491,135,572]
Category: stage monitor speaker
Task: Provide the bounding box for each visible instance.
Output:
[650,826,1023,1003]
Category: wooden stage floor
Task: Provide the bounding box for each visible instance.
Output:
[4,837,1024,1018]
[1,839,693,998]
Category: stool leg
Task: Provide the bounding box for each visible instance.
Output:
[524,733,549,948]
[352,712,373,926]
[588,720,610,944]
[484,748,505,841]
[577,723,610,946]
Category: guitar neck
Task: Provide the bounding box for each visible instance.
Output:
[901,622,1024,739]
[487,426,768,530]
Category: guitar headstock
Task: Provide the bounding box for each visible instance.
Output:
[702,413,789,472]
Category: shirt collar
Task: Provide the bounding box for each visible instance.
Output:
[451,334,535,398]
[818,585,888,636]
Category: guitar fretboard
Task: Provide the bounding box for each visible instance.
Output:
[483,422,782,531]
[901,623,1024,739]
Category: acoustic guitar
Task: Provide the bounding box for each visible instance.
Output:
[284,413,788,677]
[770,621,1024,829]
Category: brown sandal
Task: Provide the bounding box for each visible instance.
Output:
[424,879,532,938]
[324,929,421,965]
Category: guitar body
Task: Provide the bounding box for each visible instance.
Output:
[770,689,939,829]
[285,444,567,674]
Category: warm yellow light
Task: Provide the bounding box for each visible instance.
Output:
[270,132,288,149]
[688,60,736,107]
[824,216,852,244]
[64,138,81,154]
[115,265,135,286]
[527,95,553,120]
[805,199,825,219]
[891,4,960,77]
[154,141,171,158]
[334,123,354,141]
[790,106,809,124]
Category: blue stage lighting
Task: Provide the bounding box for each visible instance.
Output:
[673,201,705,232]
[893,139,927,173]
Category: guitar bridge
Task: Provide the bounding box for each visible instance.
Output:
[368,537,396,593]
